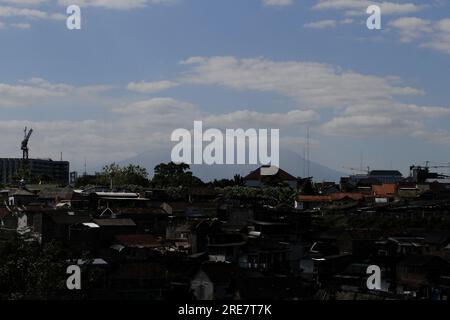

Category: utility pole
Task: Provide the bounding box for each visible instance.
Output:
[306,127,310,177]
[303,145,306,177]
[360,151,363,173]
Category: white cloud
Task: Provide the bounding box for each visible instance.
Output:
[10,21,30,28]
[0,92,322,169]
[421,18,450,54]
[321,115,423,136]
[112,97,197,115]
[0,0,48,5]
[304,19,338,29]
[57,0,176,10]
[127,80,179,94]
[204,109,320,128]
[0,78,115,108]
[388,17,432,42]
[0,5,64,20]
[304,18,355,29]
[312,0,425,16]
[180,56,423,110]
[344,102,450,119]
[178,55,450,142]
[389,17,450,54]
[262,0,293,6]
[112,97,319,132]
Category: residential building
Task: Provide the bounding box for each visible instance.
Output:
[244,166,297,188]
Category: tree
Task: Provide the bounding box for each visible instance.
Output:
[300,178,316,195]
[114,164,149,187]
[0,239,67,299]
[233,174,245,186]
[208,174,245,188]
[75,163,150,189]
[11,168,40,185]
[151,162,203,188]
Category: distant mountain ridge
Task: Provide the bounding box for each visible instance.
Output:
[114,147,344,182]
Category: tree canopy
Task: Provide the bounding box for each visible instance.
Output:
[0,239,67,299]
[76,163,149,189]
[151,162,203,188]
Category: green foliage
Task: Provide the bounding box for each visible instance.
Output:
[208,174,246,188]
[0,239,67,299]
[300,179,316,195]
[151,162,203,188]
[74,175,102,188]
[11,167,40,185]
[75,163,150,189]
[217,185,297,206]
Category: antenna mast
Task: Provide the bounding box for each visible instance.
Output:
[306,127,310,177]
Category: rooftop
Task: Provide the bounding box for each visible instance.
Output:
[93,218,136,227]
[369,170,403,176]
[244,166,296,181]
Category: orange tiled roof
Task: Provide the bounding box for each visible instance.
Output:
[372,184,398,197]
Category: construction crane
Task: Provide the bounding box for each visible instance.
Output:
[411,162,450,181]
[21,127,33,160]
[343,166,370,174]
[425,161,450,176]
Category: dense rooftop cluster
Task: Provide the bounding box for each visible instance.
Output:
[1,164,450,300]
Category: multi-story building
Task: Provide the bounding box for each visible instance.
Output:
[0,158,69,185]
[368,170,403,184]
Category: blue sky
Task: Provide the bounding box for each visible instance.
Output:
[0,0,449,177]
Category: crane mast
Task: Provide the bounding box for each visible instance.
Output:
[21,126,33,160]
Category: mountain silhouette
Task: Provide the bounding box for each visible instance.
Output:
[115,146,344,182]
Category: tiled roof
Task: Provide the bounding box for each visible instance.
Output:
[244,166,296,181]
[372,184,398,197]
